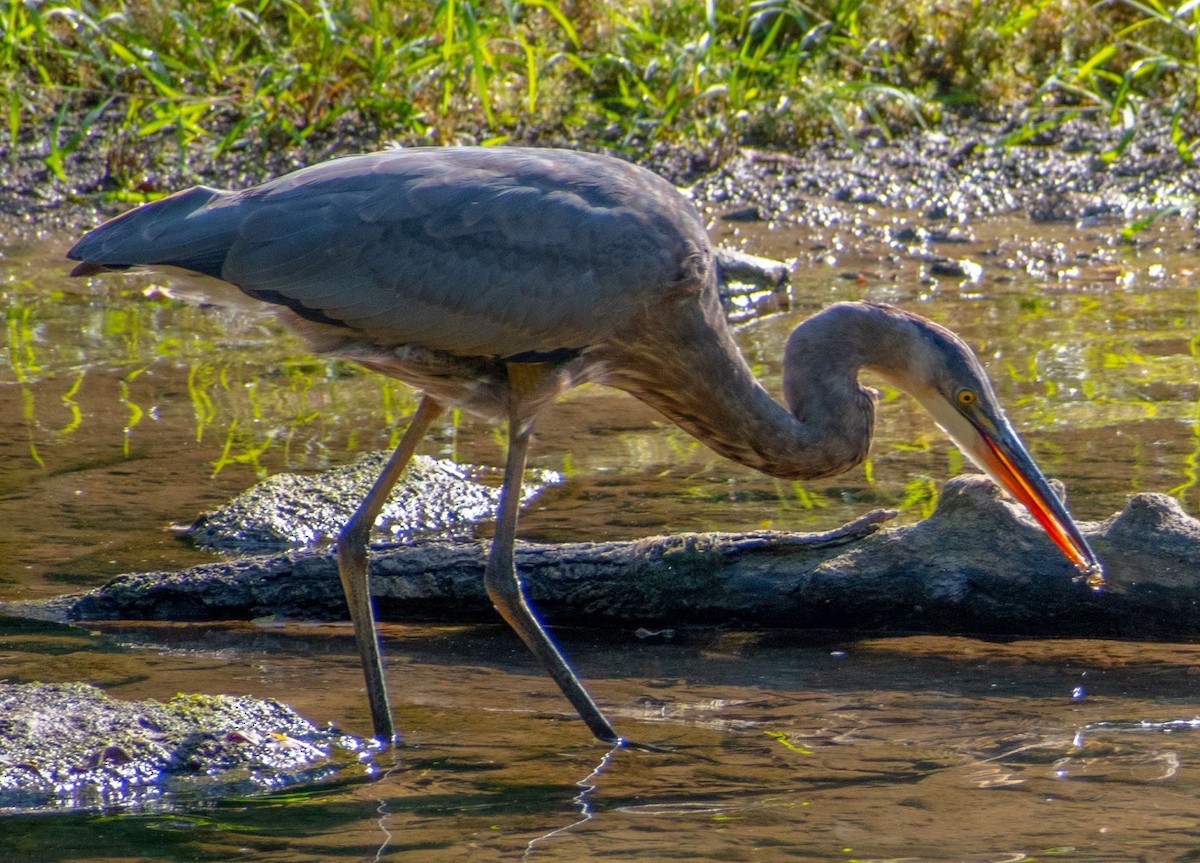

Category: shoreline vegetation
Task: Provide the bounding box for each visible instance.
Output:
[3,0,1199,207]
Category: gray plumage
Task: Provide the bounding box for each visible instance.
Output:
[72,148,706,357]
[68,146,1102,746]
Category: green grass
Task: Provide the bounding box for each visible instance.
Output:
[3,0,1199,190]
[1005,0,1200,161]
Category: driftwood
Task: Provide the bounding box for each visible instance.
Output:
[63,475,1200,639]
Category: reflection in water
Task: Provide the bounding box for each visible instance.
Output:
[2,215,1200,859]
[1,618,1199,860]
[521,743,619,860]
[3,220,1200,597]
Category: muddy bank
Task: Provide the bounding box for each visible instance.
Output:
[51,476,1200,640]
[7,113,1197,242]
[0,682,367,814]
[694,114,1200,229]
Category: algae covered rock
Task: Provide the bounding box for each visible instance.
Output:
[0,682,368,813]
[185,451,561,551]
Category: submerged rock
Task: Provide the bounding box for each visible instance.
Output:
[57,475,1200,638]
[186,452,560,552]
[0,682,367,814]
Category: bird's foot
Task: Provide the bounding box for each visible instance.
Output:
[601,734,675,754]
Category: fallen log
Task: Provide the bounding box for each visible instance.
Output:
[57,475,1200,639]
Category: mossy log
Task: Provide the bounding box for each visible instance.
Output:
[62,475,1200,639]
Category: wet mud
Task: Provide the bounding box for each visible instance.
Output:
[7,114,1196,243]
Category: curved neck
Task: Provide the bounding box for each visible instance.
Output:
[598,294,883,481]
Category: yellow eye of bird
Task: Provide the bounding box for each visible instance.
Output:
[956,388,977,406]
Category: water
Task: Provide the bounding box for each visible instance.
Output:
[2,212,1200,859]
[4,621,1200,861]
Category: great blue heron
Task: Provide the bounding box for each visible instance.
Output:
[68,147,1102,746]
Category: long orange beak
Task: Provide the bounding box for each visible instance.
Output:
[971,419,1104,590]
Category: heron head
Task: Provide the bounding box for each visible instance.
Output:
[856,304,1104,587]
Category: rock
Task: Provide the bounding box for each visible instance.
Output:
[713,245,793,322]
[53,475,1200,638]
[0,682,367,814]
[185,452,561,552]
[714,245,790,287]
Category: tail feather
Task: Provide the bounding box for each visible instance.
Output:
[67,186,239,280]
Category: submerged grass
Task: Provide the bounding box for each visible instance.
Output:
[2,1,1199,189]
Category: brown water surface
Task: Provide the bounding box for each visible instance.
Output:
[2,212,1200,859]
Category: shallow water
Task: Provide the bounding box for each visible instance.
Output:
[5,620,1200,861]
[2,210,1200,858]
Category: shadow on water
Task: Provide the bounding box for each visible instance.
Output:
[3,213,1200,859]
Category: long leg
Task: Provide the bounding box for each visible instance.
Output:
[484,408,622,745]
[336,394,445,743]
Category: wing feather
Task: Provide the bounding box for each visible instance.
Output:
[219,148,711,356]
